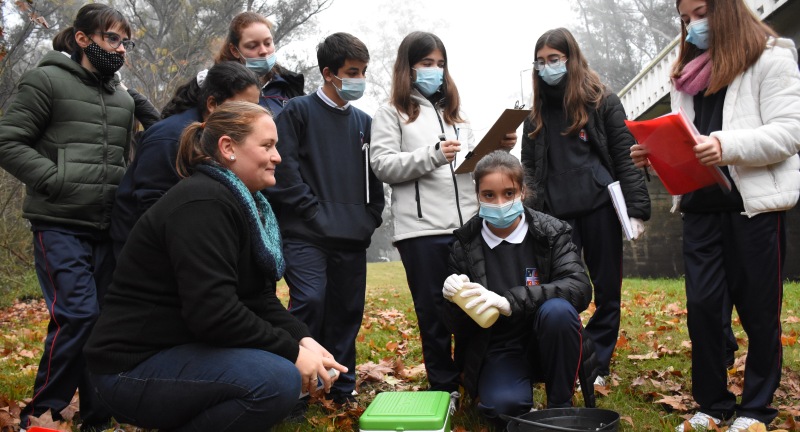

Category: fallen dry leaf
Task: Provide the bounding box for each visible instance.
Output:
[0,408,16,432]
[27,409,71,431]
[59,394,79,422]
[628,352,659,360]
[742,422,767,432]
[620,415,634,427]
[774,414,800,431]
[357,361,395,382]
[656,395,689,411]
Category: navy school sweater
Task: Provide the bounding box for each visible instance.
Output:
[268,92,385,251]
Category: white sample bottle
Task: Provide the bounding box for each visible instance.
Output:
[451,286,500,328]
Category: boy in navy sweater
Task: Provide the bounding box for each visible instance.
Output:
[269,32,384,404]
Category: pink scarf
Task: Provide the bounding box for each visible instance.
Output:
[673,51,712,95]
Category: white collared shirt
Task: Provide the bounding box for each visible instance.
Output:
[316,87,349,110]
[480,217,528,249]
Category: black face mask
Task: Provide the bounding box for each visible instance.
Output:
[82,42,124,76]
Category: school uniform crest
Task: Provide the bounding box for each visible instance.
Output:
[525,267,539,286]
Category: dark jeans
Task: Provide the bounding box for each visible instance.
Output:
[283,239,366,395]
[563,202,622,376]
[396,235,461,392]
[683,211,785,424]
[476,298,582,420]
[21,226,114,429]
[89,343,300,431]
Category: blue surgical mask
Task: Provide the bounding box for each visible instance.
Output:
[686,18,709,50]
[414,67,444,97]
[539,63,567,86]
[479,199,524,229]
[236,47,277,75]
[333,75,366,101]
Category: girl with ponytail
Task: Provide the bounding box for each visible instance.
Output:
[0,3,135,429]
[86,102,346,431]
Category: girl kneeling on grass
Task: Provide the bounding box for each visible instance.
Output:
[442,150,593,424]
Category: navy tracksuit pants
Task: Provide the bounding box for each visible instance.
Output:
[683,211,785,424]
[476,298,582,419]
[395,235,460,392]
[283,238,366,396]
[563,202,622,376]
[20,225,114,429]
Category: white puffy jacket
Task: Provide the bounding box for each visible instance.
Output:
[370,91,477,242]
[672,38,800,217]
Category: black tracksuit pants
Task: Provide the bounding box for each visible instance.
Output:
[396,235,460,393]
[682,210,785,424]
[563,202,622,376]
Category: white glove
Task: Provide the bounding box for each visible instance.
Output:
[460,282,512,316]
[629,217,645,240]
[443,274,470,301]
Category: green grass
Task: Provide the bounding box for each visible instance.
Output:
[0,270,40,308]
[2,263,799,431]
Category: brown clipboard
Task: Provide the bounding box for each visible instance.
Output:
[454,108,531,174]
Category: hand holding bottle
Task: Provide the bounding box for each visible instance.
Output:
[443,274,470,301]
[460,283,512,316]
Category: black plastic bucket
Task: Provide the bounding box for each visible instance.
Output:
[504,408,620,432]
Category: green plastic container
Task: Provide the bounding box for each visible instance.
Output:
[360,391,453,432]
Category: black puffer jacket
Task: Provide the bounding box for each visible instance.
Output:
[521,92,650,221]
[445,209,596,402]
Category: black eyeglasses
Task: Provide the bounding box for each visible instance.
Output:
[95,31,135,50]
[533,56,567,71]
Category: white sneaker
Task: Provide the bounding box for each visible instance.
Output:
[728,417,765,432]
[675,412,724,432]
[594,375,606,387]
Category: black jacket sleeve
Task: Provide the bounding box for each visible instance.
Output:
[520,119,544,211]
[602,93,651,221]
[127,87,161,130]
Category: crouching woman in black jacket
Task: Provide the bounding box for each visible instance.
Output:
[442,150,592,423]
[85,102,346,432]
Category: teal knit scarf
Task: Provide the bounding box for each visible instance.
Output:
[196,163,285,281]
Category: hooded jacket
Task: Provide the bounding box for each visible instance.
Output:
[445,208,594,398]
[671,38,800,216]
[261,69,305,117]
[521,92,650,221]
[370,90,477,242]
[0,50,134,230]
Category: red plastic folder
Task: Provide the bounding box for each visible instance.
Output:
[624,109,731,195]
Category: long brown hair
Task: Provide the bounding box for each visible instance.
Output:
[390,31,463,125]
[52,3,131,58]
[176,101,271,176]
[528,28,605,139]
[215,12,285,81]
[673,0,777,95]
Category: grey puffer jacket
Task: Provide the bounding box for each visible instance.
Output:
[445,208,596,401]
[0,51,134,230]
[521,92,650,221]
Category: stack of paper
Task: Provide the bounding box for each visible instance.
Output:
[607,181,634,241]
